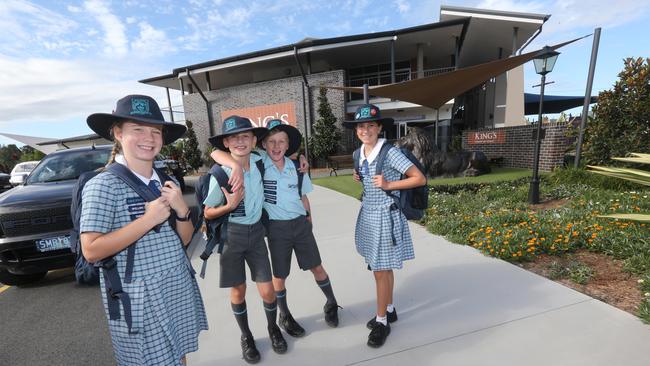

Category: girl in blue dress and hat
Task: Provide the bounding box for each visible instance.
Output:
[344,104,426,348]
[81,95,208,365]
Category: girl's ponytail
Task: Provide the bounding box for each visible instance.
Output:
[107,122,124,165]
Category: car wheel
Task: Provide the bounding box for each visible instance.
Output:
[0,269,47,286]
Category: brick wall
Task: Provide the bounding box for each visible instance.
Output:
[182,70,350,158]
[462,123,572,171]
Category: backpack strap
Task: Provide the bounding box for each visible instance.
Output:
[199,164,232,279]
[291,159,304,197]
[352,148,361,174]
[374,142,394,176]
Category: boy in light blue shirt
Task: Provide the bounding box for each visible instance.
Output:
[203,115,287,364]
[260,120,340,337]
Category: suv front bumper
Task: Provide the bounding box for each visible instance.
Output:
[0,230,74,275]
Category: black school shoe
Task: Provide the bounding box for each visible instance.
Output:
[240,335,261,364]
[323,302,342,327]
[268,324,288,354]
[367,321,391,348]
[366,308,398,329]
[279,312,306,337]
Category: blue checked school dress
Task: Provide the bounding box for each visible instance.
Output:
[81,172,208,366]
[356,146,415,271]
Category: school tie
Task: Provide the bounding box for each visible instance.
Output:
[148,180,162,197]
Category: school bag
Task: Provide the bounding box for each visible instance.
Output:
[69,163,176,334]
[353,143,428,220]
[194,163,232,279]
[70,164,177,285]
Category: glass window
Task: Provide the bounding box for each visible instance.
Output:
[26,149,111,184]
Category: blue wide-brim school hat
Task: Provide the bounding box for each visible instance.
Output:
[342,104,394,129]
[208,115,268,151]
[260,119,302,156]
[87,94,186,145]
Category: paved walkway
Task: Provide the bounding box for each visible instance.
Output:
[187,185,650,366]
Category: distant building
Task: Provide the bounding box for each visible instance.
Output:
[141,5,550,155]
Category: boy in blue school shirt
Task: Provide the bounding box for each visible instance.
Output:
[260,120,340,337]
[203,116,287,364]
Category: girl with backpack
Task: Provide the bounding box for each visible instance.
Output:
[345,104,426,348]
[80,95,208,365]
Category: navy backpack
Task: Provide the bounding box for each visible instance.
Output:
[353,143,428,220]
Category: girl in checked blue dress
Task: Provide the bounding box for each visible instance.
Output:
[80,95,208,365]
[345,104,426,348]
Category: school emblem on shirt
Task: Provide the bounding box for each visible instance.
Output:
[130,98,151,116]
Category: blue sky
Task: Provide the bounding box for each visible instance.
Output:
[1,0,649,147]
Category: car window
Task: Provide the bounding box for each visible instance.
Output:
[26,150,111,184]
[12,162,38,173]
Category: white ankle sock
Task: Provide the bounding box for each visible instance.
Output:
[386,304,394,313]
[375,315,387,326]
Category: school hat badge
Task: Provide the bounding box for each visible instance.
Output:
[342,104,394,129]
[208,115,268,151]
[87,95,186,145]
[262,119,302,156]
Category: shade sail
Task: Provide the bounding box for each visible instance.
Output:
[324,36,588,110]
[524,93,598,115]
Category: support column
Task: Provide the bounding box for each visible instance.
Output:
[417,43,424,79]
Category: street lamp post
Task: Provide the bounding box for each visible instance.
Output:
[528,46,560,204]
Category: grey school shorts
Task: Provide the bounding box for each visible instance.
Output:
[219,221,273,288]
[267,215,322,279]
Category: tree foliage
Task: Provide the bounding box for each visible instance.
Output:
[183,120,203,170]
[20,145,45,162]
[581,57,650,165]
[308,86,341,161]
[0,144,23,173]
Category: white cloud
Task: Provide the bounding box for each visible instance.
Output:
[394,0,411,14]
[132,22,176,56]
[126,16,137,24]
[0,55,167,125]
[0,0,78,56]
[83,0,129,57]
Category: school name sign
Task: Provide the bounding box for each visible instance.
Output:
[222,102,296,128]
[468,131,506,145]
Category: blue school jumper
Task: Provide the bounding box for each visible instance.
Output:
[81,171,208,366]
[356,142,415,270]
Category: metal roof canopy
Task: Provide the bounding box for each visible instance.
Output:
[140,7,548,92]
[524,93,598,115]
[440,5,550,66]
[323,36,588,110]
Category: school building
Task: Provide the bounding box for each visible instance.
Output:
[141,5,579,169]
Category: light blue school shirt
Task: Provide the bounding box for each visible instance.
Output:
[203,155,264,225]
[262,155,313,220]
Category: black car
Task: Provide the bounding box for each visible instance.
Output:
[0,145,112,285]
[0,173,11,192]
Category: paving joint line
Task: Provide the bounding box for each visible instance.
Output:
[345,298,594,365]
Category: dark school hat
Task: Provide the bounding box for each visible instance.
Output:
[261,119,302,156]
[208,115,268,151]
[87,94,186,145]
[342,104,394,129]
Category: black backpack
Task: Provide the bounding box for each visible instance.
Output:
[194,163,234,279]
[70,164,176,285]
[353,143,428,220]
[69,163,176,334]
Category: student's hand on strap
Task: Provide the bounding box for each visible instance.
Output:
[372,175,390,190]
[144,197,171,225]
[223,186,244,211]
[353,170,361,182]
[298,154,309,173]
[161,181,190,218]
[229,164,244,192]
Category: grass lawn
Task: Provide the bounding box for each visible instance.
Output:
[312,167,533,199]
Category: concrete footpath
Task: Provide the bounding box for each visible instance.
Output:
[187,185,650,366]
